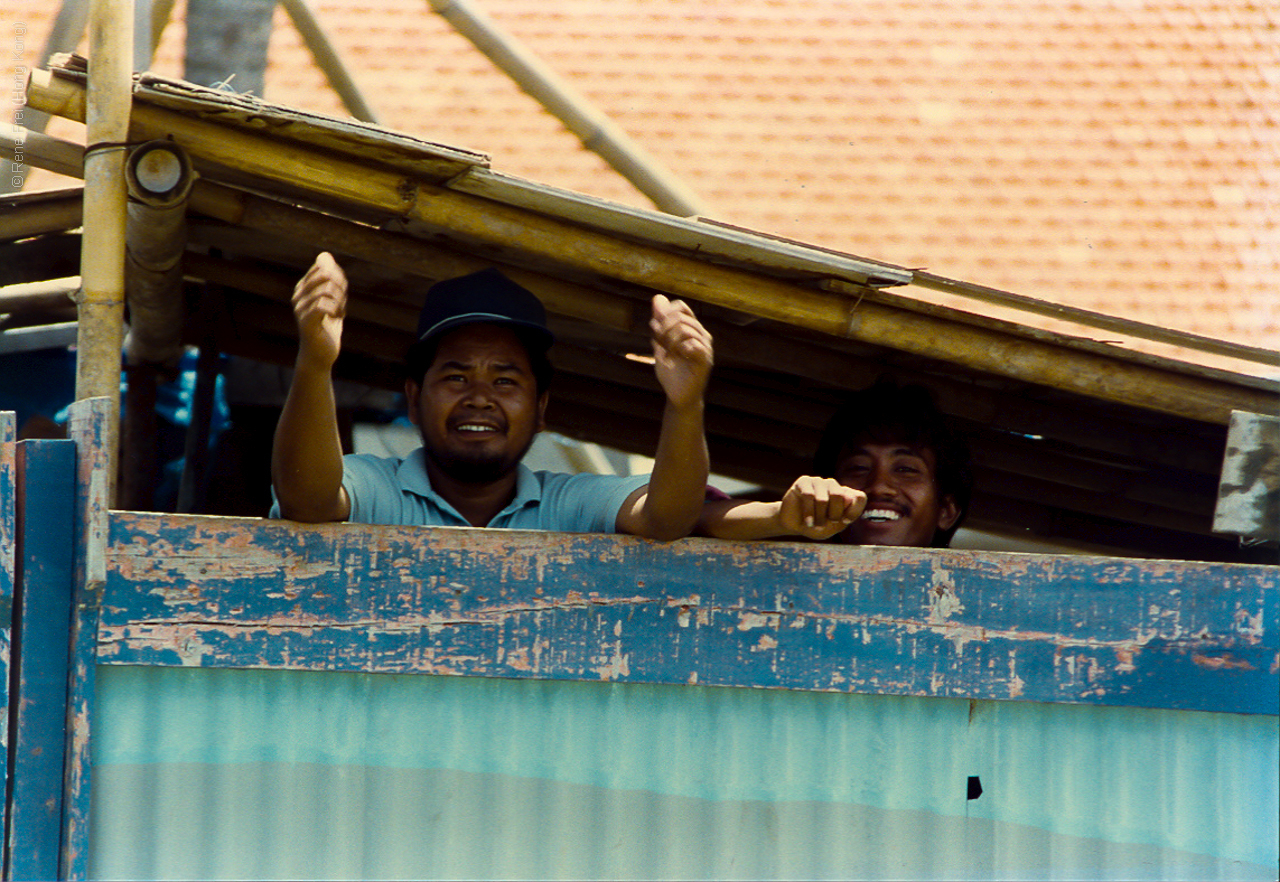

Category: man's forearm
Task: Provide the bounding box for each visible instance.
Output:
[697,499,787,539]
[636,399,709,540]
[270,360,348,522]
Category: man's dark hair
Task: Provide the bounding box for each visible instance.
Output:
[405,328,554,395]
[813,378,974,546]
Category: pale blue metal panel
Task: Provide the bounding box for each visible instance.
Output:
[89,665,1278,881]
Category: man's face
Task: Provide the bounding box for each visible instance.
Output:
[833,441,959,547]
[407,324,547,484]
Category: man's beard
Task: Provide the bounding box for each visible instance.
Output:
[422,433,537,485]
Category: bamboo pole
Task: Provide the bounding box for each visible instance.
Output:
[76,0,133,509]
[24,69,1277,424]
[0,187,84,239]
[125,139,193,369]
[0,127,84,178]
[899,272,1280,370]
[149,0,177,59]
[0,278,81,314]
[119,140,192,511]
[426,0,705,218]
[0,0,88,169]
[279,0,381,124]
[8,121,639,334]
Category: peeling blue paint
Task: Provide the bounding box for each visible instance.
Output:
[101,514,1279,715]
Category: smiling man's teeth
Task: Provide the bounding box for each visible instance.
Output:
[457,424,495,433]
[861,509,902,522]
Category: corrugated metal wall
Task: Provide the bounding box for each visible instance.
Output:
[90,665,1278,880]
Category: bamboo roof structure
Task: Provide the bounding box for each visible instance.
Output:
[8,58,1280,561]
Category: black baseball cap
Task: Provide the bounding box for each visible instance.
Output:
[415,268,554,351]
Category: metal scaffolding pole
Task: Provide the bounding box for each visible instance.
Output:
[427,0,706,218]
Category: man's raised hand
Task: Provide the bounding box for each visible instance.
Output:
[292,252,348,369]
[650,293,713,410]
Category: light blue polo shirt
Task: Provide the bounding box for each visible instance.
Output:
[339,449,650,532]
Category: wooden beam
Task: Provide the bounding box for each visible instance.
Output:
[0,127,84,180]
[62,397,111,879]
[148,0,176,57]
[426,0,705,217]
[0,0,87,179]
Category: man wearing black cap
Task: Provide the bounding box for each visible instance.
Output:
[272,253,713,540]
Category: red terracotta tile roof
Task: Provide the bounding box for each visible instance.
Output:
[11,0,1278,351]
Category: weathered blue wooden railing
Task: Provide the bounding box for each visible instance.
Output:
[100,513,1277,715]
[3,399,1278,879]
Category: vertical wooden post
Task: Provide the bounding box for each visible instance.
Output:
[0,412,14,860]
[57,398,111,881]
[76,0,133,507]
[5,438,77,882]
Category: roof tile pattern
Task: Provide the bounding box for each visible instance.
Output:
[10,0,1278,349]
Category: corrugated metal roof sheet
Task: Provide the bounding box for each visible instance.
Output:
[90,665,1279,880]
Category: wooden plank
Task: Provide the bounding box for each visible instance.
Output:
[449,167,910,287]
[102,514,1278,716]
[0,412,13,851]
[909,271,1280,371]
[132,72,487,177]
[8,439,77,882]
[1214,410,1280,541]
[61,398,111,882]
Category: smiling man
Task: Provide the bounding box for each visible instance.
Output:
[271,253,713,539]
[698,379,973,547]
[811,380,972,547]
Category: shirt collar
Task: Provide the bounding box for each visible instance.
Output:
[397,448,543,525]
